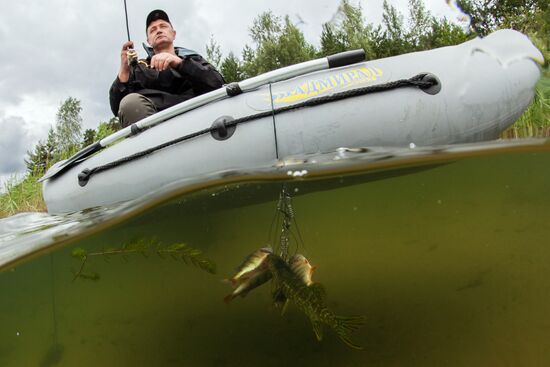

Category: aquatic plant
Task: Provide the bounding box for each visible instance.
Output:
[71,238,216,281]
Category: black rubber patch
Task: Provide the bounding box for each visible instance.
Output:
[211,116,236,141]
[226,83,242,97]
[78,169,91,187]
[130,123,142,136]
[419,73,442,95]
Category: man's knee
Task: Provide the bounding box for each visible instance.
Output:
[118,93,157,127]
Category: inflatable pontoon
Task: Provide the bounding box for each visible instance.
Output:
[41,30,544,214]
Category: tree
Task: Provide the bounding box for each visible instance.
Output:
[275,16,316,66]
[372,0,408,58]
[456,0,548,36]
[241,44,259,79]
[241,12,316,78]
[55,97,83,158]
[82,129,96,147]
[205,35,222,70]
[320,0,375,59]
[25,142,48,175]
[95,119,118,140]
[221,52,242,82]
[25,127,57,175]
[81,117,120,147]
[370,0,469,58]
[427,18,471,50]
[406,0,433,51]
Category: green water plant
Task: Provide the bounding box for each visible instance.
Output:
[71,238,216,281]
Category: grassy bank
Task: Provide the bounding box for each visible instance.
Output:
[501,67,550,138]
[0,174,46,217]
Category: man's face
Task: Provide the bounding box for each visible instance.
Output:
[146,19,176,49]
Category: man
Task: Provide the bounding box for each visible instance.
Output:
[109,9,224,128]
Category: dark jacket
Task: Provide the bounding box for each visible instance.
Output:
[109,46,224,116]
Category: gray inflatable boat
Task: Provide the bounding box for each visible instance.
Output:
[41,29,543,214]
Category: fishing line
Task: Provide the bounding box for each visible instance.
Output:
[267,203,280,246]
[268,83,280,159]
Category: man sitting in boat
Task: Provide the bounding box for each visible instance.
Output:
[109,9,224,128]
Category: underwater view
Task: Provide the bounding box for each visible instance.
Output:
[1,139,550,366]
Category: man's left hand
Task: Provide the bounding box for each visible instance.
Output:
[150,52,183,71]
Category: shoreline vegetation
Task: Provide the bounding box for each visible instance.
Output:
[1,0,548,218]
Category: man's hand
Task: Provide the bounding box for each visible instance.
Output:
[118,41,134,83]
[150,52,182,71]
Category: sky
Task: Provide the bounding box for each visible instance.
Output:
[0,0,462,188]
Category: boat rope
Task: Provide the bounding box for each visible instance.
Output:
[77,73,439,186]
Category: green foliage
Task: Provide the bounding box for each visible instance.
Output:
[95,118,119,140]
[220,52,242,83]
[372,0,472,58]
[320,0,375,58]
[275,17,317,67]
[82,129,96,147]
[457,0,548,36]
[205,35,222,70]
[241,12,317,78]
[0,173,45,217]
[375,0,408,57]
[71,238,217,281]
[25,127,57,175]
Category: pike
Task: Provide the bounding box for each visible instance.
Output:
[266,254,365,349]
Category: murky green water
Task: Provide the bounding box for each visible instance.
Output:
[1,140,550,366]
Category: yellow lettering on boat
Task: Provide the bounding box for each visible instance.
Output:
[273,67,384,104]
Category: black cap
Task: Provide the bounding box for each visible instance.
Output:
[146,9,171,32]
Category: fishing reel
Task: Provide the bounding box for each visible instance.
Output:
[127,48,150,68]
[127,48,138,66]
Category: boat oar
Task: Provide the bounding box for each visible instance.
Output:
[39,49,365,182]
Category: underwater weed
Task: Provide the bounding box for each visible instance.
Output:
[71,238,216,281]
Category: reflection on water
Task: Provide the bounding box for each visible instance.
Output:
[1,139,550,366]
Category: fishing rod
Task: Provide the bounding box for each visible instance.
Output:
[123,0,138,65]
